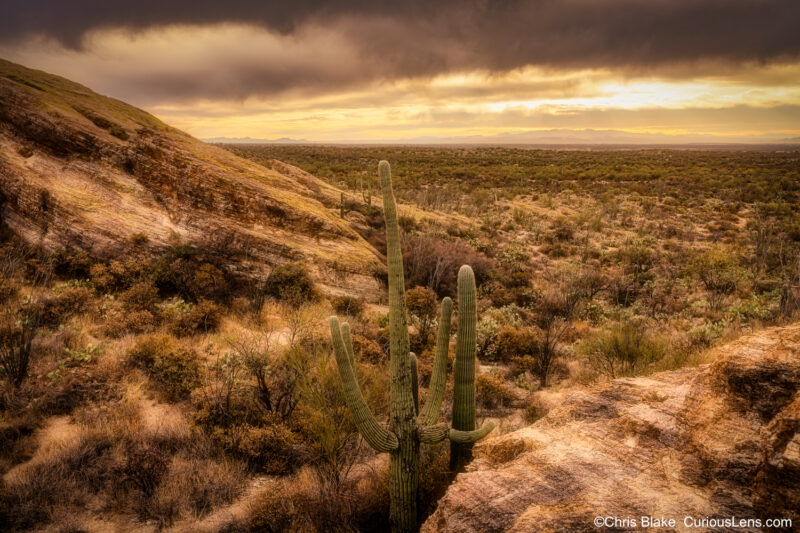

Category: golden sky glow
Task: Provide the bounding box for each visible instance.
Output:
[2,16,799,143]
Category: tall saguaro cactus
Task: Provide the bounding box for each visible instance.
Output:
[329,161,494,532]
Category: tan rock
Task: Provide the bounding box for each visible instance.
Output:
[424,324,800,532]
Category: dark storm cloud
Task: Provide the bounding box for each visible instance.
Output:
[2,0,799,100]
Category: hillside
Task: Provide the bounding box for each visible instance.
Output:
[0,59,381,297]
[423,323,800,532]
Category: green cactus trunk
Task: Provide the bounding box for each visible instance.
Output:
[328,161,494,533]
[380,160,420,530]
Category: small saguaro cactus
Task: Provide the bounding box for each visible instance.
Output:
[360,173,372,207]
[329,160,494,532]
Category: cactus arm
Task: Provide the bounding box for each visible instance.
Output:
[452,265,477,432]
[341,322,355,366]
[449,421,495,444]
[410,352,419,414]
[330,317,399,453]
[380,161,412,368]
[450,265,479,471]
[418,423,449,444]
[419,297,452,426]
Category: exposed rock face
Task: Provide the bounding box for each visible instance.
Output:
[424,324,800,532]
[0,59,381,297]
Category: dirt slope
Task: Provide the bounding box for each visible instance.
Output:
[424,324,800,532]
[0,59,381,297]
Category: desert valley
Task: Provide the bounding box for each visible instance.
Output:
[1,2,800,532]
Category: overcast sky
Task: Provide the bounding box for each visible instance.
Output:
[2,0,799,142]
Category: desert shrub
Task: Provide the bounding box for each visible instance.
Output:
[130,232,149,245]
[35,285,93,328]
[539,242,571,258]
[89,263,115,292]
[617,238,657,282]
[401,235,490,297]
[548,217,574,242]
[691,246,748,310]
[351,333,386,364]
[49,249,93,279]
[168,299,221,337]
[476,372,517,409]
[109,126,129,140]
[406,286,437,324]
[476,315,501,361]
[221,421,302,475]
[120,444,170,500]
[406,285,438,353]
[264,263,317,302]
[194,349,304,474]
[127,334,201,400]
[89,259,144,293]
[189,263,229,302]
[494,325,540,364]
[148,453,244,527]
[523,398,544,423]
[330,294,365,317]
[245,479,310,532]
[102,308,158,338]
[578,322,668,378]
[119,281,159,312]
[0,293,42,387]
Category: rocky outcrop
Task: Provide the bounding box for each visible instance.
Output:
[0,59,381,297]
[424,324,800,532]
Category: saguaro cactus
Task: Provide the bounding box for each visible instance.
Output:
[360,173,372,207]
[329,161,494,532]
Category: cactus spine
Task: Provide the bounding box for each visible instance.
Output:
[329,161,494,532]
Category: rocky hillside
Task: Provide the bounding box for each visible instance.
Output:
[424,323,800,532]
[0,59,381,297]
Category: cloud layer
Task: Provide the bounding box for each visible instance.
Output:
[3,1,800,99]
[1,1,798,141]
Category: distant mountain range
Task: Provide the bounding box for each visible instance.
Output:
[204,136,313,144]
[204,129,800,146]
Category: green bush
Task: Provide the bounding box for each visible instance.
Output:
[578,323,667,378]
[691,246,748,310]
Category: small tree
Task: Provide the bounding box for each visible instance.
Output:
[230,328,300,421]
[529,272,585,387]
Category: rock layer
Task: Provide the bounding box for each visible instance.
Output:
[424,324,800,532]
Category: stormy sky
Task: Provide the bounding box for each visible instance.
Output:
[2,0,799,142]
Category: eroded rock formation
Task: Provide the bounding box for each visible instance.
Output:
[424,324,800,532]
